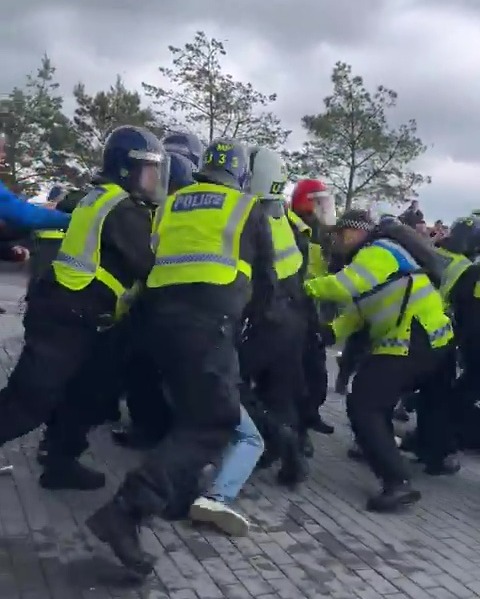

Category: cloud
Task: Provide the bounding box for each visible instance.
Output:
[1,0,479,220]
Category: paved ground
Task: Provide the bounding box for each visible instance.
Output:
[0,274,480,599]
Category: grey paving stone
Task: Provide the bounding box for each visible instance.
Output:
[0,280,479,598]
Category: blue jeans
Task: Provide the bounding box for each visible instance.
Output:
[208,405,264,503]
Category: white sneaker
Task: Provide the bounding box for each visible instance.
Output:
[188,497,250,536]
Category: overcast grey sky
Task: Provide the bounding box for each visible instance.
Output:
[1,0,480,221]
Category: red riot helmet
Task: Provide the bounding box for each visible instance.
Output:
[291,178,336,225]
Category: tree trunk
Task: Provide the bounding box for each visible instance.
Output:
[345,191,354,212]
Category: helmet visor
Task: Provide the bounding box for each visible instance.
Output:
[136,152,171,205]
[310,191,336,226]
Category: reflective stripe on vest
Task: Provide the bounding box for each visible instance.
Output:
[286,209,312,236]
[336,238,420,297]
[437,248,472,300]
[148,182,257,288]
[35,229,65,240]
[357,275,435,327]
[376,323,452,349]
[269,215,303,280]
[52,184,132,315]
[347,239,439,340]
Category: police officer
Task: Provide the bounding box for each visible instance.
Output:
[111,135,203,449]
[290,178,335,278]
[39,142,202,481]
[240,147,308,485]
[86,138,276,578]
[0,126,167,472]
[418,217,480,456]
[334,218,410,422]
[27,186,88,298]
[290,179,336,435]
[163,130,204,168]
[305,209,454,512]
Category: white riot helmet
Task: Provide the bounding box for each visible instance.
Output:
[248,147,288,200]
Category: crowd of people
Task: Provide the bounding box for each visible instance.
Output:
[398,199,449,241]
[0,127,479,582]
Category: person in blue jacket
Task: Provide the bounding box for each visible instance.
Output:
[0,180,70,231]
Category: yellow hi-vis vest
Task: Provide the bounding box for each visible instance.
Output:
[35,229,65,240]
[286,209,311,236]
[52,183,136,318]
[436,247,473,303]
[332,239,452,355]
[147,182,257,288]
[269,214,303,280]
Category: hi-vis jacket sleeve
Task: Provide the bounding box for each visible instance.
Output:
[304,244,400,303]
[331,305,363,343]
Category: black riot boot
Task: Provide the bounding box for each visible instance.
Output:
[366,481,421,513]
[424,454,461,476]
[86,460,218,578]
[307,413,334,435]
[276,424,309,487]
[39,457,106,490]
[86,494,156,580]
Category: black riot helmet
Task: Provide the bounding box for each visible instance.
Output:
[194,138,249,190]
[441,216,480,259]
[101,126,170,204]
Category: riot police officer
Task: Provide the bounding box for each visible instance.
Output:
[111,133,204,449]
[290,179,336,434]
[86,138,277,578]
[0,126,168,483]
[419,217,480,457]
[240,147,309,485]
[305,210,454,512]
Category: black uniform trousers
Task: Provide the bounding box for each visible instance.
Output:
[347,322,455,485]
[42,306,172,461]
[240,298,306,430]
[122,302,174,439]
[41,321,127,461]
[27,239,62,298]
[442,332,480,450]
[337,329,369,384]
[118,306,241,520]
[301,329,328,425]
[415,347,457,464]
[0,297,109,445]
[123,349,174,441]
